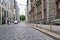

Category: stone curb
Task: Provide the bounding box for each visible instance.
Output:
[32,25,60,40]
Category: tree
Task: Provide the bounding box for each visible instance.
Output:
[20,15,25,21]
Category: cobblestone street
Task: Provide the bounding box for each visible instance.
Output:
[0,22,54,40]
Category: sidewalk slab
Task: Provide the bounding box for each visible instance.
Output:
[32,24,60,34]
[32,25,60,40]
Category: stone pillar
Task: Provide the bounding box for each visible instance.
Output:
[25,7,28,22]
[1,6,2,25]
[46,0,50,24]
[6,11,8,24]
[0,6,1,25]
[41,0,44,23]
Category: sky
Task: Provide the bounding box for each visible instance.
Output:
[16,0,27,15]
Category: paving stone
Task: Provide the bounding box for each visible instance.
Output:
[0,22,54,40]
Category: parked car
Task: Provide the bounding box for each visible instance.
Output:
[14,20,18,24]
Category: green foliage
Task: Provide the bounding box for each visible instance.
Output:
[20,15,25,21]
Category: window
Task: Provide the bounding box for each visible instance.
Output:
[44,0,47,9]
[58,2,60,9]
[0,7,1,21]
[57,10,60,18]
[56,1,60,18]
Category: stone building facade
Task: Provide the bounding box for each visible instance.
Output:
[14,0,20,22]
[0,0,15,24]
[27,0,60,24]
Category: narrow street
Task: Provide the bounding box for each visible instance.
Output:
[0,22,54,40]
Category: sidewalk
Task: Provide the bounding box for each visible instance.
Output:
[32,24,60,34]
[0,23,13,27]
[0,24,8,28]
[31,23,60,39]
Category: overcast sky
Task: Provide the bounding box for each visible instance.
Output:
[16,0,27,15]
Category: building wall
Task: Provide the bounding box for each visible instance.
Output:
[14,0,20,22]
[27,0,60,24]
[56,0,60,18]
[0,0,15,24]
[49,0,56,21]
[27,0,31,22]
[25,6,28,22]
